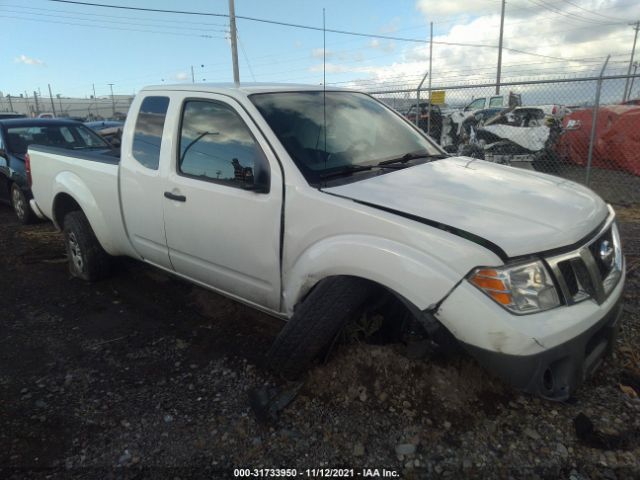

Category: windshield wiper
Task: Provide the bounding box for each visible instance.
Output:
[319,164,374,179]
[377,150,447,166]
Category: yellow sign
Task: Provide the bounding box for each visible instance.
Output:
[430,91,445,105]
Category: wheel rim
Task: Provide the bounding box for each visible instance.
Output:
[12,187,25,220]
[68,232,84,273]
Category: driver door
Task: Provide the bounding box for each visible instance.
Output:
[162,94,283,311]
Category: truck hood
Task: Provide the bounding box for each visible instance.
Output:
[322,157,609,259]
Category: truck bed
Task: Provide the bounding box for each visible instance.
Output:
[29,145,121,165]
[28,145,133,257]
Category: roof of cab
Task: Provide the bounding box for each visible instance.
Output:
[140,82,352,97]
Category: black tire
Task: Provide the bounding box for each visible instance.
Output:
[11,183,36,225]
[266,276,375,379]
[63,211,111,281]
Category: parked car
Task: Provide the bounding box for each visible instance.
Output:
[404,102,443,142]
[85,120,125,147]
[28,84,624,400]
[461,92,522,112]
[0,113,27,120]
[0,118,113,223]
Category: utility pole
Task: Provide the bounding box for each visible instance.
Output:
[496,0,506,94]
[628,61,639,100]
[623,21,639,102]
[228,0,240,85]
[108,83,116,117]
[427,21,434,136]
[57,94,63,114]
[92,83,96,99]
[191,65,195,83]
[33,91,40,115]
[24,91,31,117]
[48,84,57,116]
[7,94,13,112]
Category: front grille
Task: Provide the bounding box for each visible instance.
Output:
[546,217,623,306]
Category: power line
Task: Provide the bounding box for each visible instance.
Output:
[45,0,599,62]
[5,3,228,27]
[558,0,627,22]
[0,13,226,38]
[526,0,614,25]
[0,8,229,33]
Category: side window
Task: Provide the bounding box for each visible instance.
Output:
[178,100,268,188]
[489,96,504,108]
[467,98,486,110]
[132,96,169,170]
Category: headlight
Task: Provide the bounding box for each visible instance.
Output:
[468,260,560,314]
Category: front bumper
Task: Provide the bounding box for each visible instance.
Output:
[460,298,623,401]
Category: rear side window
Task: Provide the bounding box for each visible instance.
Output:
[132,96,169,170]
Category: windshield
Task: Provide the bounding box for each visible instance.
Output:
[250,91,443,186]
[6,124,110,155]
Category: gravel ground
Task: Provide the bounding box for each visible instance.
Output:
[0,203,639,480]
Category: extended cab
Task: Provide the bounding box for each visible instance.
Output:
[27,84,625,400]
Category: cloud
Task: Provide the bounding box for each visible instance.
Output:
[368,39,396,53]
[326,0,639,94]
[15,54,44,66]
[416,0,494,18]
[311,48,332,59]
[175,72,189,81]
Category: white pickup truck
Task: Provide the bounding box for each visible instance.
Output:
[27,84,624,400]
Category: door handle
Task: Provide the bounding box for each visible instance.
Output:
[164,191,187,202]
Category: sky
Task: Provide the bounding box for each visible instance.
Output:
[2,0,639,100]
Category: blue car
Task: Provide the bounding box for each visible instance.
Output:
[0,118,112,223]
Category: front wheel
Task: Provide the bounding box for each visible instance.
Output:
[11,184,36,224]
[266,276,376,379]
[63,211,111,281]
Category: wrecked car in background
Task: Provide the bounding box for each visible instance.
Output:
[441,105,563,171]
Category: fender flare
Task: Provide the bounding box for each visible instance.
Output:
[51,171,116,255]
[282,234,462,316]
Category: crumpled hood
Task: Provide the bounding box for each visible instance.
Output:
[323,157,609,258]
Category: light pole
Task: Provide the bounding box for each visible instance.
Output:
[108,83,116,118]
[628,61,639,101]
[623,21,639,102]
[496,0,506,94]
[229,0,240,85]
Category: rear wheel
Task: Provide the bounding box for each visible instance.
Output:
[11,184,35,224]
[266,276,376,379]
[63,211,111,281]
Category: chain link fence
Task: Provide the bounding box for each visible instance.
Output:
[0,95,134,121]
[370,72,640,205]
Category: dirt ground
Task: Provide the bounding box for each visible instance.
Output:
[1,202,639,479]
